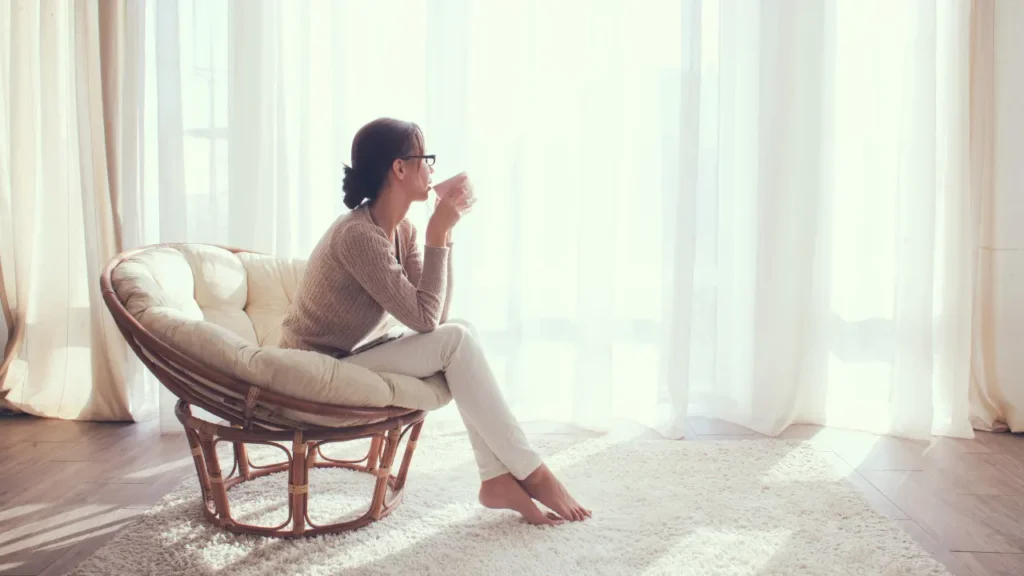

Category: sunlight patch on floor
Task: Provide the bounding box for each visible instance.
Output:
[641,528,792,575]
[122,457,193,481]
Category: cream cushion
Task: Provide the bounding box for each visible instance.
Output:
[110,244,451,427]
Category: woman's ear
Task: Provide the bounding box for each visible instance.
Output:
[392,158,406,180]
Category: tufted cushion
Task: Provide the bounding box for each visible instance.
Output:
[177,245,258,344]
[109,244,451,426]
[115,247,204,320]
[237,251,306,347]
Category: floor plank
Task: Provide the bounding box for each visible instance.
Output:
[861,470,1024,554]
[896,519,971,576]
[951,552,1024,576]
[0,416,193,576]
[0,504,144,576]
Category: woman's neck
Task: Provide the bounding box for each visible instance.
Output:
[367,187,411,240]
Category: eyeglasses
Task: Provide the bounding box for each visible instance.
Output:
[402,154,436,166]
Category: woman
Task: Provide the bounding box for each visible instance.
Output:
[280,118,590,526]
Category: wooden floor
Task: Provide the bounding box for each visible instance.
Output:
[0,415,1022,576]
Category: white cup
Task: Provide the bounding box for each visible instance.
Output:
[432,171,474,210]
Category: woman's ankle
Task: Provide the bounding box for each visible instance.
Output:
[516,459,546,484]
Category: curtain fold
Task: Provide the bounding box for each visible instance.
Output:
[0,0,154,421]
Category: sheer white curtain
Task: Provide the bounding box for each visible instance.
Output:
[681,0,980,439]
[141,0,981,439]
[142,0,688,435]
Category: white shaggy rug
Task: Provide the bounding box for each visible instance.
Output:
[69,435,950,575]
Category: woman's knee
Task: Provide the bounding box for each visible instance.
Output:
[434,322,474,347]
[443,318,480,340]
[433,321,481,364]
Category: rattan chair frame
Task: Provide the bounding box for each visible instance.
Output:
[101,243,428,537]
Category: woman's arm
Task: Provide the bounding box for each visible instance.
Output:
[402,222,454,324]
[335,222,448,333]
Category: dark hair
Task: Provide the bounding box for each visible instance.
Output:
[342,118,425,210]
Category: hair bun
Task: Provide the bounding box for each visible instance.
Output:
[342,165,370,209]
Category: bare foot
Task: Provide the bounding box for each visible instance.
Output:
[479,473,564,526]
[520,464,591,522]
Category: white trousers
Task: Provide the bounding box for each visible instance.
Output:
[343,320,543,482]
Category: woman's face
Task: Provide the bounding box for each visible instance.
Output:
[410,153,434,202]
[393,137,434,203]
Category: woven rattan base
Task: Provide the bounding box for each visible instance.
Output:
[176,400,426,538]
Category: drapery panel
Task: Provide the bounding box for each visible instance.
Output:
[0,0,154,420]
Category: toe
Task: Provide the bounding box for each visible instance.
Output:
[543,512,565,526]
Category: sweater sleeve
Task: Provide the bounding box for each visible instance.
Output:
[335,222,449,333]
[401,222,454,324]
[439,242,454,324]
[402,221,425,287]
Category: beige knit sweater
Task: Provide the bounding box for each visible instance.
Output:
[279,204,452,356]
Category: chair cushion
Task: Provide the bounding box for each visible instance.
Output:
[237,251,306,347]
[109,244,451,425]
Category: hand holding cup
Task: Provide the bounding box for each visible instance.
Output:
[433,171,475,214]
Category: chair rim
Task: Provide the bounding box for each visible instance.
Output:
[100,242,420,429]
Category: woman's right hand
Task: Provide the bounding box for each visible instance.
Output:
[423,186,471,243]
[426,187,473,247]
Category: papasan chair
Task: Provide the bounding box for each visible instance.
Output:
[100,243,451,537]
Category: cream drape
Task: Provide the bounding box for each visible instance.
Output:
[0,0,154,421]
[970,0,1023,433]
